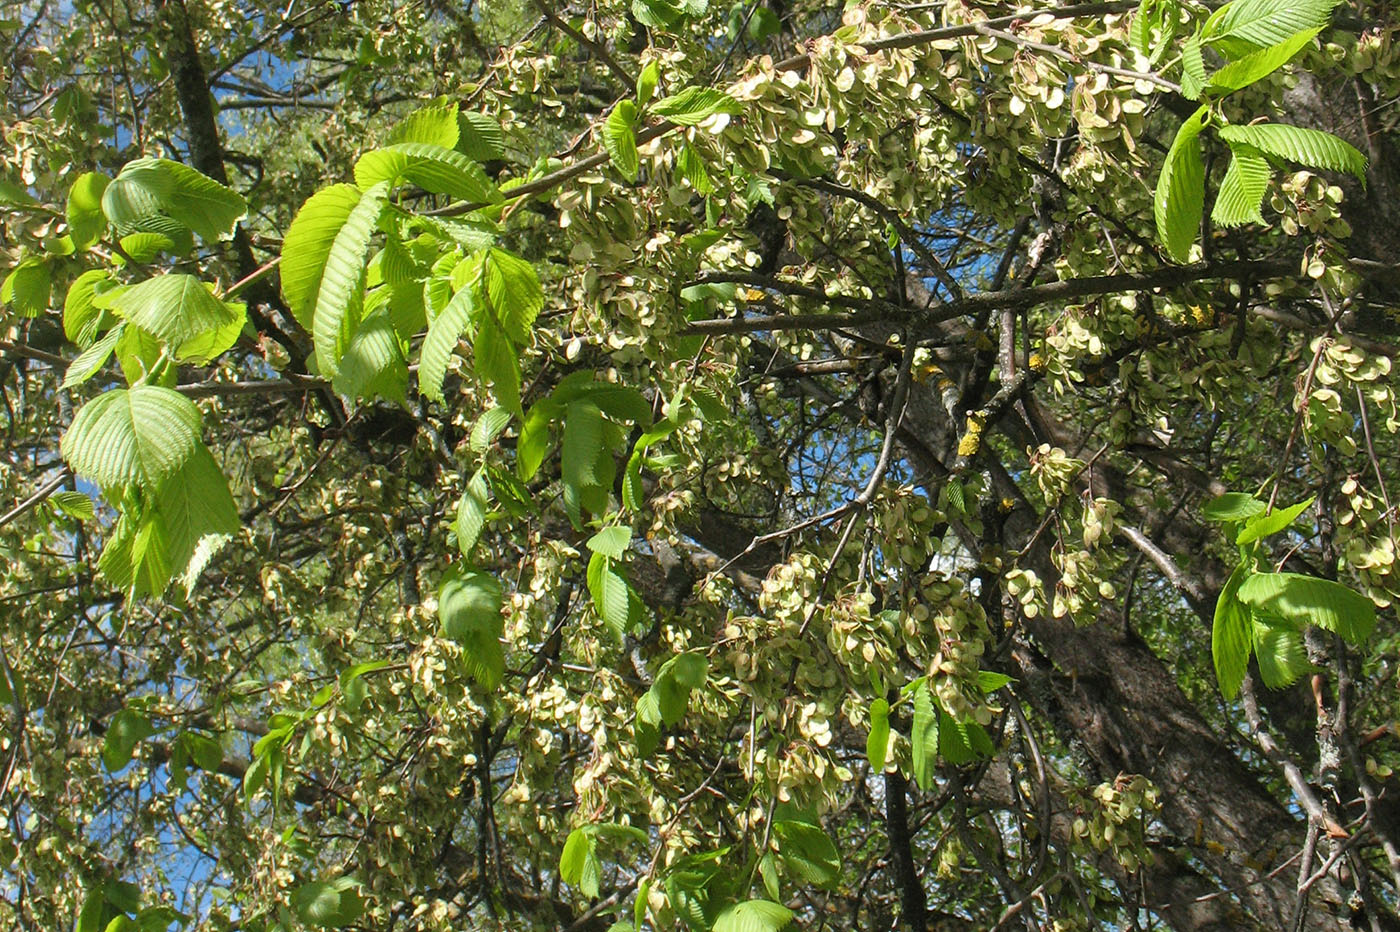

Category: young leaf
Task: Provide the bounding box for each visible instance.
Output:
[50,490,96,521]
[1237,572,1376,643]
[455,470,491,558]
[102,158,247,242]
[773,819,841,888]
[64,268,117,347]
[651,87,742,125]
[1181,31,1206,100]
[111,273,242,353]
[67,171,111,249]
[563,401,604,526]
[1203,0,1341,52]
[474,316,522,416]
[354,143,500,203]
[470,406,513,453]
[587,552,638,637]
[867,698,890,772]
[1212,564,1252,699]
[103,708,155,771]
[910,682,939,791]
[437,568,505,689]
[279,184,365,330]
[1251,619,1311,689]
[63,324,123,389]
[1206,27,1320,93]
[61,386,202,489]
[458,111,506,163]
[482,248,544,344]
[312,182,388,377]
[1236,495,1314,544]
[332,310,407,403]
[1,257,50,317]
[713,899,793,932]
[636,60,661,106]
[1217,123,1367,180]
[292,877,364,929]
[1212,144,1272,227]
[559,828,591,888]
[1202,491,1265,522]
[417,279,477,403]
[603,99,640,182]
[587,526,632,560]
[1154,107,1209,262]
[155,444,240,594]
[387,103,460,149]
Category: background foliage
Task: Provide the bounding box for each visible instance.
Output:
[4,0,1400,929]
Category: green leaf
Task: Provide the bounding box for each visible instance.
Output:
[1,257,50,317]
[332,310,407,403]
[64,268,117,347]
[471,406,513,454]
[418,278,477,403]
[475,315,522,416]
[588,551,638,637]
[587,526,632,559]
[866,698,890,772]
[67,171,111,249]
[280,184,364,330]
[579,849,602,899]
[1203,492,1266,522]
[437,567,505,688]
[663,650,708,690]
[517,400,558,480]
[977,671,1014,693]
[1212,144,1272,227]
[676,144,713,194]
[773,820,840,888]
[110,273,243,357]
[311,182,388,377]
[632,0,686,29]
[637,61,661,106]
[911,682,939,790]
[1154,106,1209,262]
[1236,496,1314,544]
[563,402,605,526]
[102,157,246,242]
[651,87,742,125]
[758,852,781,902]
[713,899,793,932]
[50,489,96,520]
[1217,123,1367,180]
[1207,27,1320,93]
[603,100,640,182]
[355,143,499,203]
[1181,32,1206,100]
[482,248,544,344]
[118,232,178,263]
[458,111,506,163]
[388,103,460,148]
[292,877,364,929]
[155,444,240,594]
[1238,572,1376,643]
[181,731,224,772]
[1203,0,1340,52]
[1252,619,1311,688]
[1213,564,1253,699]
[61,386,202,489]
[63,324,123,389]
[455,469,491,559]
[560,828,592,887]
[103,709,155,771]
